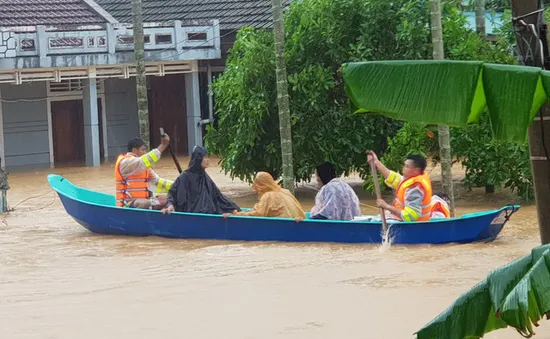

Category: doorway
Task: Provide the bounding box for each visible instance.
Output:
[147,74,188,155]
[51,99,104,164]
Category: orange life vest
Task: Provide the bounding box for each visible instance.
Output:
[115,153,150,207]
[430,198,451,218]
[392,172,433,222]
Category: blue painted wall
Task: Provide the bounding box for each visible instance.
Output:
[104,78,139,158]
[0,82,50,168]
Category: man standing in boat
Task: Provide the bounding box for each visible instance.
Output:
[367,151,433,222]
[115,134,173,210]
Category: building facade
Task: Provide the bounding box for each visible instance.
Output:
[0,0,286,170]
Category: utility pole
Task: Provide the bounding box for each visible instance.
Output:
[429,0,456,217]
[271,0,295,193]
[510,0,550,244]
[476,0,486,37]
[131,0,150,147]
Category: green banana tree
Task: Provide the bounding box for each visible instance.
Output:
[415,243,550,338]
[342,60,550,143]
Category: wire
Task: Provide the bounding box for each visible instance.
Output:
[9,189,54,210]
[2,189,57,215]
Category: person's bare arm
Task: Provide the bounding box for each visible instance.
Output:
[367,151,391,179]
[119,134,171,177]
[367,151,403,189]
[157,135,169,154]
[377,199,402,218]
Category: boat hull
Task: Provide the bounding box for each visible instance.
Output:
[49,174,519,245]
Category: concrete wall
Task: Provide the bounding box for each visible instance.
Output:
[104,78,139,157]
[0,22,221,71]
[0,82,49,168]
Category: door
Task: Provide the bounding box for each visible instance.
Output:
[51,99,105,163]
[148,74,188,155]
[51,100,85,163]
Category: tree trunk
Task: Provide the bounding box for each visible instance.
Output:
[430,0,456,217]
[271,0,295,193]
[131,0,150,147]
[511,0,550,244]
[475,0,486,37]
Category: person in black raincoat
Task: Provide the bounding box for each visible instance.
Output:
[161,146,241,215]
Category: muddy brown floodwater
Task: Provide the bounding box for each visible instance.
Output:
[0,158,548,339]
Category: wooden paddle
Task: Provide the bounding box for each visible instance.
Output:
[160,127,183,174]
[369,154,389,238]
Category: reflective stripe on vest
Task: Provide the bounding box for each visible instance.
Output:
[114,153,151,207]
[392,172,433,222]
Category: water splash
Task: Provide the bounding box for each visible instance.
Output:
[378,224,393,252]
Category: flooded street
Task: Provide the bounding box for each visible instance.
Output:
[0,158,548,339]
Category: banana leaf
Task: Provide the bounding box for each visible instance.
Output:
[415,243,550,339]
[342,60,550,142]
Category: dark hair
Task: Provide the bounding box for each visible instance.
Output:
[127,137,146,152]
[434,192,449,200]
[315,161,337,185]
[406,154,427,173]
[434,192,451,204]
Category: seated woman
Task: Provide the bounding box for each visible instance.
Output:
[227,172,306,219]
[161,146,241,215]
[310,162,361,221]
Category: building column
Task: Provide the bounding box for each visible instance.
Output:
[83,78,100,166]
[185,64,203,155]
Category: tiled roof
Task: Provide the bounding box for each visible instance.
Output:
[0,0,110,27]
[94,0,290,30]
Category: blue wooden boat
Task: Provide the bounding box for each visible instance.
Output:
[48,174,520,245]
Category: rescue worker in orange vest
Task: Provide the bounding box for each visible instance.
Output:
[367,151,433,222]
[115,134,173,210]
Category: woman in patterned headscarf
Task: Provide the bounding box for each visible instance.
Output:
[310,162,361,220]
[228,171,306,219]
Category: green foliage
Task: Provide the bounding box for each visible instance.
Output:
[206,0,518,183]
[416,243,550,339]
[441,3,516,64]
[205,0,533,197]
[204,28,278,183]
[440,6,533,199]
[452,113,534,200]
[206,0,432,182]
[367,2,533,199]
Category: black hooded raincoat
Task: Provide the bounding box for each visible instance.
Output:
[166,146,241,214]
